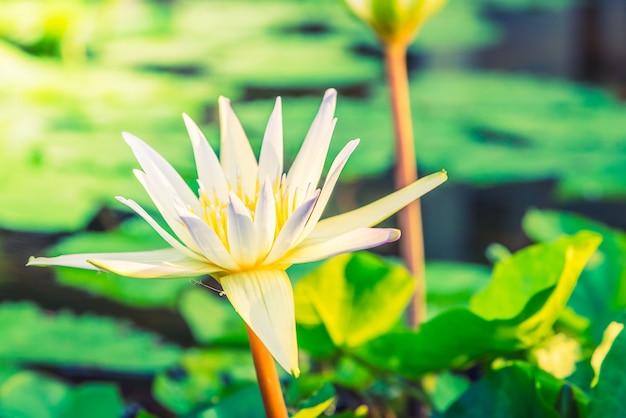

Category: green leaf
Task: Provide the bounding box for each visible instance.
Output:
[47,218,190,308]
[0,302,181,372]
[442,362,582,418]
[426,371,471,413]
[294,252,414,348]
[523,209,626,341]
[179,288,248,346]
[153,349,255,415]
[355,232,601,378]
[470,232,602,322]
[354,309,522,378]
[291,382,335,418]
[0,370,124,418]
[588,320,626,417]
[196,385,264,418]
[426,261,492,319]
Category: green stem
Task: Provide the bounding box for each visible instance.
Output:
[383,41,427,329]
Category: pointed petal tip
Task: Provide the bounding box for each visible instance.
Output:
[26,256,37,266]
[121,131,139,144]
[389,229,401,242]
[291,367,301,378]
[324,88,337,98]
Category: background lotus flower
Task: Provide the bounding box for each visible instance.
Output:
[28,89,447,377]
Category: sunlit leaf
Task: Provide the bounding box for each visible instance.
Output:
[355,233,600,378]
[294,252,414,348]
[523,209,626,341]
[470,232,601,324]
[588,319,626,417]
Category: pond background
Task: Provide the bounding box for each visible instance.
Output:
[0,0,625,416]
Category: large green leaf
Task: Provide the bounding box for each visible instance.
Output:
[46,218,191,308]
[523,209,626,341]
[470,231,602,322]
[294,252,414,348]
[354,309,522,378]
[0,302,181,372]
[355,232,601,378]
[0,370,124,418]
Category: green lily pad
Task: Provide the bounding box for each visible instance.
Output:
[0,370,125,418]
[0,42,220,232]
[0,301,181,372]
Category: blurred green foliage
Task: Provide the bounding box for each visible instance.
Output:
[0,0,619,233]
[2,0,624,416]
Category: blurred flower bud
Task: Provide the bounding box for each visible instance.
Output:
[344,0,447,46]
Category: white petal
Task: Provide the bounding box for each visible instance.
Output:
[286,89,337,192]
[182,113,229,201]
[226,192,260,267]
[254,179,277,259]
[134,170,201,253]
[296,138,360,245]
[28,249,215,278]
[175,204,240,271]
[264,190,320,265]
[283,228,400,264]
[257,97,283,182]
[310,170,447,240]
[220,270,299,376]
[218,96,258,198]
[122,132,201,214]
[116,196,204,261]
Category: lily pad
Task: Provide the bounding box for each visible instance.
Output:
[0,301,181,372]
[0,370,125,418]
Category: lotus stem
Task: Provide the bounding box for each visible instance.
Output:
[247,324,289,418]
[383,41,426,329]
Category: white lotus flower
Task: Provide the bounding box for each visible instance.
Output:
[28,89,447,377]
